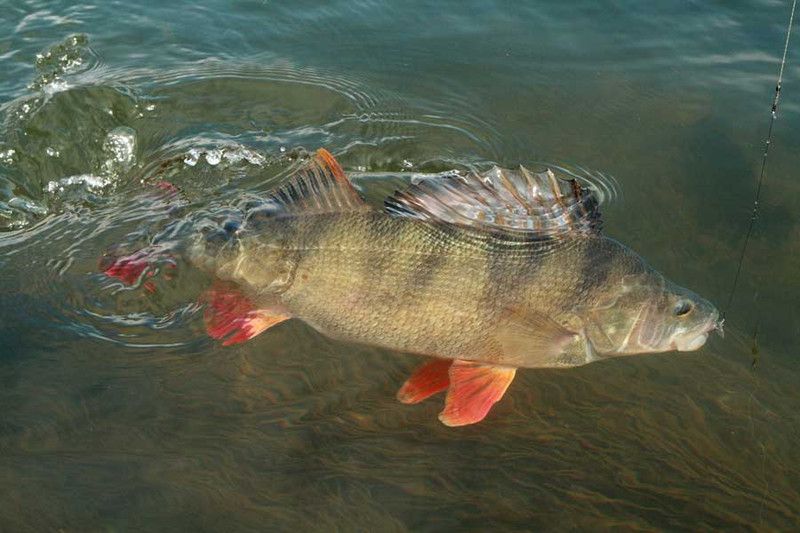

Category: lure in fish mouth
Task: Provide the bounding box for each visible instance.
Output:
[103,148,720,427]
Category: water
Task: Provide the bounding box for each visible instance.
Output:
[2,0,799,530]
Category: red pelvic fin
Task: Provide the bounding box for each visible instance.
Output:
[439,360,517,427]
[202,284,290,346]
[397,358,452,404]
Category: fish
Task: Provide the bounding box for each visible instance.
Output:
[104,149,721,426]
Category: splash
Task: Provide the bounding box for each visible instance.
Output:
[100,127,137,177]
[29,34,100,93]
[45,174,112,194]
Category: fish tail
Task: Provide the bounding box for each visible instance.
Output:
[99,244,177,292]
[98,175,187,291]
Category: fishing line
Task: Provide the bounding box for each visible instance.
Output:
[720,3,796,510]
[722,0,797,340]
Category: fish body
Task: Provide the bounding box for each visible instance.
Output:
[111,149,720,426]
[205,211,648,368]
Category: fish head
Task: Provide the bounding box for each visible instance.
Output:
[582,270,720,357]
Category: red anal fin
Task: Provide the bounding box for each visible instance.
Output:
[202,284,289,346]
[397,358,452,404]
[439,360,517,427]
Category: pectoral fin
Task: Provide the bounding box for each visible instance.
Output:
[397,358,452,404]
[201,283,290,346]
[496,307,578,365]
[439,360,517,427]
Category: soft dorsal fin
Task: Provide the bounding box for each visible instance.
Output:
[266,149,369,214]
[384,166,601,238]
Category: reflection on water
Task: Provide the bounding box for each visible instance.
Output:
[1,0,800,530]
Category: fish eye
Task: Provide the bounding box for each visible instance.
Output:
[673,300,694,318]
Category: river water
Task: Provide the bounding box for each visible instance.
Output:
[1,1,799,530]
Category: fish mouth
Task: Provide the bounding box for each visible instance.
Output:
[674,311,720,352]
[675,332,709,352]
[673,312,725,352]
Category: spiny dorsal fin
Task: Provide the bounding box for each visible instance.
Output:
[384,166,601,238]
[267,148,369,214]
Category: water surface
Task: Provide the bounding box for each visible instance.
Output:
[1,1,800,530]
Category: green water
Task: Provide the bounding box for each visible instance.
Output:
[1,1,799,530]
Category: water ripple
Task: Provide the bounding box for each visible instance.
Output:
[1,47,520,231]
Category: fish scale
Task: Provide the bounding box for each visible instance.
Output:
[233,210,649,367]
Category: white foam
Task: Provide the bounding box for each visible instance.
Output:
[45,174,111,194]
[102,127,136,167]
